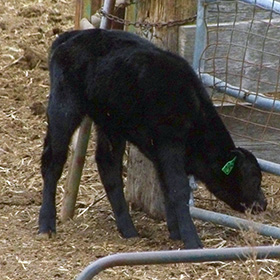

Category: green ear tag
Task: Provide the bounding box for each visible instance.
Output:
[222,156,237,175]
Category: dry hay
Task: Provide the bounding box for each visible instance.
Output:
[1,0,280,279]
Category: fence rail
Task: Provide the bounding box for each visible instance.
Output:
[76,245,280,279]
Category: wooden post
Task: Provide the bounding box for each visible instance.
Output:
[60,0,116,222]
[126,0,197,219]
[61,119,93,222]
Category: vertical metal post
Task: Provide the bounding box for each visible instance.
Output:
[189,0,208,207]
[100,0,116,29]
[193,0,207,72]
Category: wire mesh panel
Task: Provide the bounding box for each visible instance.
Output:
[199,0,280,163]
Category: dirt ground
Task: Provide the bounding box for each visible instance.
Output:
[1,0,280,279]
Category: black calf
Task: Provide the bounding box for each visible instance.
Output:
[39,29,267,249]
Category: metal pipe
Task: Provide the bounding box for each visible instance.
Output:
[205,0,280,14]
[237,0,280,14]
[200,73,280,112]
[100,0,116,29]
[258,158,280,176]
[76,245,280,279]
[190,207,280,239]
[193,0,207,71]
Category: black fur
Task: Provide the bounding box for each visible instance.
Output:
[39,29,267,249]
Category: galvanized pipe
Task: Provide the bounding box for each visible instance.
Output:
[100,0,116,29]
[193,0,207,71]
[258,158,280,176]
[76,245,280,279]
[205,0,280,14]
[200,73,280,112]
[190,207,280,239]
[238,0,280,14]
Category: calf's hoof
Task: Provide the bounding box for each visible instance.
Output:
[120,227,139,239]
[38,212,56,237]
[36,231,56,240]
[184,238,204,250]
[169,230,181,241]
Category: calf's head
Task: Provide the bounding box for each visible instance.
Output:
[212,148,267,213]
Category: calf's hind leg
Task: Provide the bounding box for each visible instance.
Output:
[95,128,138,238]
[39,103,83,235]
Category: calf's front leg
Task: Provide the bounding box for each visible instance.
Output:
[156,144,203,249]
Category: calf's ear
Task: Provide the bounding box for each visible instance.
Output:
[228,148,246,169]
[229,148,255,171]
[230,149,245,159]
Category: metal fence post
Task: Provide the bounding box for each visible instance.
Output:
[193,0,207,72]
